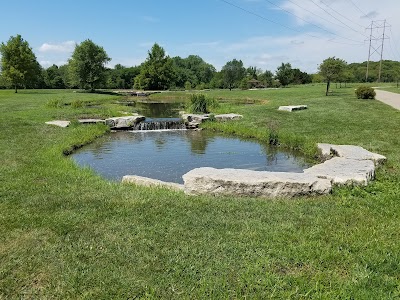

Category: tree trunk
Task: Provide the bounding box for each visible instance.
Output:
[15,85,18,93]
[325,81,330,96]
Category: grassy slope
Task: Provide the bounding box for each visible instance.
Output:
[380,86,400,94]
[0,87,399,299]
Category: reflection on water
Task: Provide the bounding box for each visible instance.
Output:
[72,131,311,184]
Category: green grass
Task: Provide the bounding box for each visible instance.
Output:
[1,87,400,299]
[379,86,400,94]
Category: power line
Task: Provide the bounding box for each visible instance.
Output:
[261,0,364,44]
[348,0,373,20]
[389,28,400,60]
[309,0,368,38]
[285,0,351,31]
[387,38,400,62]
[218,0,364,46]
[319,0,366,30]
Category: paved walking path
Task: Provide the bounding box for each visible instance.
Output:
[375,89,400,110]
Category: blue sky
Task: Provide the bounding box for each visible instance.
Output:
[1,0,399,73]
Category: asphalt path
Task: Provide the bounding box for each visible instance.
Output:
[375,89,400,110]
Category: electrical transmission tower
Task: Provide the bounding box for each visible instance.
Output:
[365,20,390,82]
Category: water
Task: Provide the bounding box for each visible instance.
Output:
[71,131,311,184]
[133,101,185,118]
[133,118,186,130]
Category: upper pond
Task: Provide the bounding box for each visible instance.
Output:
[71,130,311,184]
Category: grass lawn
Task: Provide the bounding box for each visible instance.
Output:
[1,86,399,299]
[379,86,400,94]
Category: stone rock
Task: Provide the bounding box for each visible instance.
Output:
[105,116,145,129]
[304,157,375,186]
[317,143,332,157]
[78,119,105,124]
[278,105,308,112]
[45,120,71,128]
[181,113,210,123]
[122,175,184,191]
[183,167,332,198]
[181,113,243,124]
[215,113,243,121]
[317,144,386,165]
[186,121,201,129]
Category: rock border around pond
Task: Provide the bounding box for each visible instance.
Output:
[181,144,386,198]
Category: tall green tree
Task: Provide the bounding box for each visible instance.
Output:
[172,55,216,89]
[68,39,111,91]
[221,59,245,90]
[44,64,65,89]
[258,70,274,87]
[134,43,174,90]
[275,63,293,87]
[319,57,347,96]
[0,34,41,93]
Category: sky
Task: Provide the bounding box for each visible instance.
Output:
[0,0,399,73]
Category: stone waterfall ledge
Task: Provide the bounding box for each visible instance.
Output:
[105,116,146,129]
[183,167,332,198]
[180,113,243,129]
[122,175,184,191]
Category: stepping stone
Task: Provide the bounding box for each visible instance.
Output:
[278,105,308,112]
[45,120,71,128]
[215,113,243,121]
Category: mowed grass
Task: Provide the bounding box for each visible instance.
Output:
[0,86,400,299]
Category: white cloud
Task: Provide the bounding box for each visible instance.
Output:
[142,16,159,23]
[39,60,68,68]
[38,41,76,53]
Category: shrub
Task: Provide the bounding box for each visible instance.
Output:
[267,120,279,145]
[184,81,192,91]
[71,99,84,108]
[46,98,65,108]
[355,86,376,99]
[188,94,219,113]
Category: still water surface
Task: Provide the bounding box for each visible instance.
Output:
[72,130,310,184]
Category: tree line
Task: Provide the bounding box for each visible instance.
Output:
[1,34,399,93]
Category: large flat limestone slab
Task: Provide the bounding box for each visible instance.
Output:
[215,113,243,121]
[278,105,307,112]
[122,175,184,191]
[304,157,375,186]
[183,167,331,198]
[317,143,386,165]
[45,120,71,128]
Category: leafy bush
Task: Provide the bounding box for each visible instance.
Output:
[355,86,376,99]
[188,94,219,113]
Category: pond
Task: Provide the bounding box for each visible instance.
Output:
[130,100,185,118]
[71,130,311,184]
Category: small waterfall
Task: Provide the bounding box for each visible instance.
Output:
[133,118,186,131]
